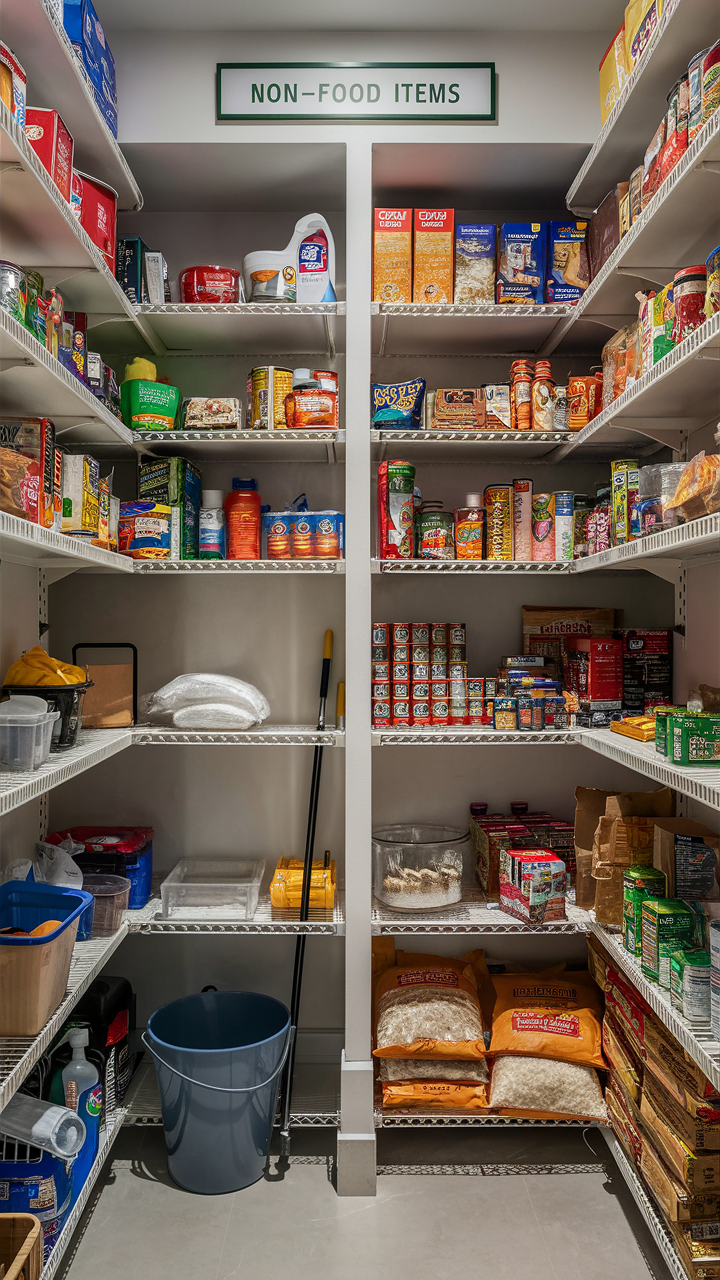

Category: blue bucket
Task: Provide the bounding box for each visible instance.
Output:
[143,991,292,1194]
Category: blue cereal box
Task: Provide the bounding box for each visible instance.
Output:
[497,223,547,304]
[546,222,590,304]
[454,225,496,304]
[63,0,117,135]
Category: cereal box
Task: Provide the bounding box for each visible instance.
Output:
[373,208,412,303]
[497,223,546,304]
[413,209,454,304]
[62,454,99,534]
[599,25,627,123]
[454,224,496,304]
[545,223,590,304]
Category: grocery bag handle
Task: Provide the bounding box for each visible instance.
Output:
[141,1026,295,1094]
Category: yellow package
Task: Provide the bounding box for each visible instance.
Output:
[600,25,627,123]
[624,0,663,72]
[4,645,86,687]
[413,209,454,304]
[373,208,412,303]
[269,857,335,910]
[381,1080,488,1111]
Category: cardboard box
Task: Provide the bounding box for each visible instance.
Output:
[413,208,454,304]
[603,1013,642,1103]
[653,819,720,901]
[640,1137,720,1223]
[62,454,99,533]
[644,1073,719,1152]
[497,222,546,304]
[564,637,623,708]
[138,456,201,560]
[0,417,54,527]
[522,606,619,663]
[640,1087,719,1192]
[621,628,673,713]
[73,169,117,273]
[454,224,495,304]
[607,1081,642,1165]
[668,1221,720,1278]
[373,208,412,303]
[599,25,627,124]
[24,108,74,202]
[643,1017,719,1105]
[81,664,134,727]
[545,221,589,304]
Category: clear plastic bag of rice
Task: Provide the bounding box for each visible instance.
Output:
[373,951,488,1060]
[379,1058,489,1083]
[489,1054,607,1120]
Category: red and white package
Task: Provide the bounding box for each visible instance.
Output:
[179,265,242,303]
[25,108,74,202]
[72,170,118,272]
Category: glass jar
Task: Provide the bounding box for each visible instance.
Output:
[372,824,469,911]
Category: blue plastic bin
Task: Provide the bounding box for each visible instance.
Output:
[0,882,94,1036]
[144,990,292,1194]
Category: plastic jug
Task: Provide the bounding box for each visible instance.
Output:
[62,1029,101,1206]
[243,214,336,304]
[224,479,261,560]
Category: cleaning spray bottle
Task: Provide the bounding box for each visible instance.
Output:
[242,214,336,304]
[62,1030,102,1205]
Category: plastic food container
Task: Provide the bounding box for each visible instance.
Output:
[82,874,130,937]
[0,696,59,771]
[160,859,264,920]
[47,826,153,909]
[0,881,93,1035]
[372,824,469,911]
[2,682,90,750]
[179,265,242,304]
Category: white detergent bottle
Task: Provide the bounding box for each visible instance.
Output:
[243,214,336,304]
[62,1029,98,1112]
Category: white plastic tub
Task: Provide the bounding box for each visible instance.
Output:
[0,696,60,771]
[160,859,264,920]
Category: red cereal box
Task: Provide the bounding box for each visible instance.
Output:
[25,108,74,202]
[72,170,118,272]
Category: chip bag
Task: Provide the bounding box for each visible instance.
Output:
[373,949,490,1060]
[488,970,605,1069]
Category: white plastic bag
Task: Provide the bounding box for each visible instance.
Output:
[34,839,84,889]
[171,702,259,730]
[144,673,270,723]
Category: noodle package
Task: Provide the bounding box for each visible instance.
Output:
[373,949,490,1060]
[489,970,605,1069]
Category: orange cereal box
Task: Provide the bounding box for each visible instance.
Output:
[373,208,412,303]
[413,208,454,304]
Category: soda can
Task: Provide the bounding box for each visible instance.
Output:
[373,623,389,645]
[554,491,574,561]
[392,623,410,644]
[531,493,556,561]
[412,623,430,644]
[484,485,514,560]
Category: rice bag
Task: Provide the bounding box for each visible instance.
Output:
[489,1054,607,1120]
[373,949,490,1060]
[144,673,270,722]
[171,702,259,730]
[488,970,605,1069]
[382,1080,489,1111]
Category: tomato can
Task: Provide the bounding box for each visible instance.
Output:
[179,265,242,303]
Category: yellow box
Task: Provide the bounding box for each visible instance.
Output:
[269,857,336,911]
[600,25,627,124]
[413,209,454,304]
[373,208,412,303]
[624,0,663,72]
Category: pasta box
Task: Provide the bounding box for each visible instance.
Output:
[72,170,117,272]
[24,108,74,203]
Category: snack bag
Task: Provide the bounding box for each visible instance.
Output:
[373,949,490,1060]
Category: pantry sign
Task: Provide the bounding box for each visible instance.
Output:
[216,63,495,121]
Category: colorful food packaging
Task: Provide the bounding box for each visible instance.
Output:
[416,510,454,559]
[121,379,180,431]
[484,485,514,559]
[454,224,496,304]
[431,388,484,429]
[513,480,533,560]
[624,0,663,73]
[641,898,696,987]
[531,493,555,561]
[702,39,720,124]
[373,950,489,1061]
[705,244,720,318]
[0,418,54,526]
[377,460,415,559]
[138,456,201,560]
[371,379,425,428]
[116,236,152,304]
[641,117,667,208]
[545,223,590,304]
[455,498,485,559]
[71,170,118,273]
[497,223,546,304]
[25,108,74,203]
[179,265,242,303]
[672,265,707,343]
[62,453,99,534]
[611,459,639,544]
[489,971,604,1069]
[413,209,454,304]
[0,42,26,128]
[659,75,689,182]
[670,950,711,1024]
[623,865,667,955]
[599,25,627,123]
[118,499,171,559]
[373,208,412,303]
[688,46,710,142]
[621,628,672,713]
[381,1080,488,1112]
[63,0,118,136]
[483,385,511,429]
[180,397,242,429]
[284,387,338,428]
[247,366,293,430]
[269,857,335,911]
[670,715,720,765]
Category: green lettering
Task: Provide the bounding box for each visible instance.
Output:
[448,83,460,103]
[416,84,427,103]
[251,84,264,103]
[284,83,297,103]
[429,83,445,103]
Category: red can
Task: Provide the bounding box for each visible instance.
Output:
[672,265,707,343]
[179,265,242,304]
[72,170,117,272]
[25,108,74,202]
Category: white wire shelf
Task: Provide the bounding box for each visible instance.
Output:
[126,890,345,935]
[0,310,134,454]
[372,559,571,574]
[570,514,720,572]
[0,0,141,210]
[553,310,720,459]
[133,428,344,462]
[579,728,720,811]
[133,558,345,574]
[0,105,142,322]
[549,112,720,355]
[0,730,133,816]
[132,302,346,356]
[0,512,134,572]
[590,924,720,1089]
[132,725,344,747]
[372,889,592,935]
[372,728,578,746]
[370,428,574,462]
[376,1110,609,1128]
[371,302,573,357]
[566,0,717,213]
[0,925,128,1110]
[601,1130,690,1280]
[40,1105,127,1280]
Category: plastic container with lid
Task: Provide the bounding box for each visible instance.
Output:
[160,858,264,920]
[81,874,130,937]
[224,478,261,559]
[372,824,469,912]
[0,696,60,771]
[178,265,242,304]
[2,682,91,751]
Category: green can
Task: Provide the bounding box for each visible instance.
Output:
[416,510,455,560]
[22,269,44,342]
[623,865,666,956]
[654,705,683,756]
[670,949,711,1022]
[671,714,720,766]
[641,898,696,987]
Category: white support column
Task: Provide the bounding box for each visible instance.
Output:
[337,130,376,1197]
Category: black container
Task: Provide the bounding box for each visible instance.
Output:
[2,681,92,749]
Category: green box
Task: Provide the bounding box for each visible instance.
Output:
[121,379,181,430]
[623,865,666,957]
[641,898,696,988]
[138,457,201,559]
[671,715,720,766]
[654,706,684,757]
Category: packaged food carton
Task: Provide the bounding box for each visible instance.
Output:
[413,209,454,304]
[0,418,55,527]
[545,222,589,304]
[25,108,74,202]
[497,223,546,304]
[62,453,99,533]
[454,224,495,304]
[373,208,412,303]
[599,25,627,123]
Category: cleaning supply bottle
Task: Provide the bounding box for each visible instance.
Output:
[199,489,226,560]
[224,479,261,560]
[242,214,336,304]
[62,1029,101,1205]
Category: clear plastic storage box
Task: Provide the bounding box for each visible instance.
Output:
[372,824,470,912]
[0,696,60,771]
[160,859,265,920]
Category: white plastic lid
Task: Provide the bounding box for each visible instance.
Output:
[0,695,49,721]
[202,490,225,509]
[292,368,319,387]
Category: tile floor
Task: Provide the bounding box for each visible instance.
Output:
[62,1127,673,1280]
